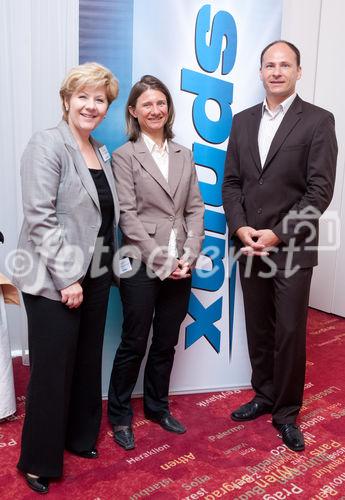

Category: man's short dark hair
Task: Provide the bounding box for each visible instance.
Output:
[260,40,301,67]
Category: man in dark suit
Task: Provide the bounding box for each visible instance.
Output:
[222,40,337,451]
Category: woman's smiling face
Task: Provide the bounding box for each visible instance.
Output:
[129,89,169,138]
[66,85,108,135]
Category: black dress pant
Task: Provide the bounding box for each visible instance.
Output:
[108,261,191,426]
[239,260,313,424]
[17,268,112,478]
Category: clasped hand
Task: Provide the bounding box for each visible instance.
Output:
[169,259,191,280]
[60,282,83,308]
[236,226,281,256]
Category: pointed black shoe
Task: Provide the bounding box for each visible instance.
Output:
[66,445,99,458]
[68,448,99,458]
[231,400,272,421]
[146,413,186,434]
[113,426,135,450]
[273,422,305,452]
[25,474,50,494]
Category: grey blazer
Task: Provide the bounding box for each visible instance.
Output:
[112,137,204,280]
[13,120,120,300]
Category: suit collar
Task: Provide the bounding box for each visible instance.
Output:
[132,137,184,199]
[261,92,297,117]
[248,95,303,173]
[57,119,79,149]
[248,105,262,172]
[133,137,171,196]
[168,141,184,197]
[93,139,120,223]
[263,94,302,170]
[57,120,119,216]
[141,132,169,154]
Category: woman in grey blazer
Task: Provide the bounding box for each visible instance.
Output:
[12,63,120,493]
[108,75,204,450]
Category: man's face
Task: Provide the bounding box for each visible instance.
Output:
[260,42,301,104]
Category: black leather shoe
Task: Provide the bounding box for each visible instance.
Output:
[231,400,272,421]
[25,474,50,494]
[113,426,135,450]
[68,448,98,458]
[273,422,305,452]
[146,413,186,434]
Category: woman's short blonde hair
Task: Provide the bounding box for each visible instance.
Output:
[60,62,119,120]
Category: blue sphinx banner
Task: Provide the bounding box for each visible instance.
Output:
[79,0,283,395]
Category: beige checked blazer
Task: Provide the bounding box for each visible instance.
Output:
[112,137,204,280]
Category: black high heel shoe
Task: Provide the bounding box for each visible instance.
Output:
[25,473,50,494]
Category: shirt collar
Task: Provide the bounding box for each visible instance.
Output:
[142,133,169,154]
[262,93,297,118]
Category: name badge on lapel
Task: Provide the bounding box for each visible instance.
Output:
[119,257,132,275]
[99,145,110,162]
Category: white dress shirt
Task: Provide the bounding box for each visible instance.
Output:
[258,93,297,167]
[142,133,178,258]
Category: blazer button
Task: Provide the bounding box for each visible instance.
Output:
[257,208,262,214]
[169,216,174,221]
[258,179,263,185]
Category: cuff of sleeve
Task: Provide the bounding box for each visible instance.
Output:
[228,216,248,239]
[272,222,289,246]
[149,256,179,281]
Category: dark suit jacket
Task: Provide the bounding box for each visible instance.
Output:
[222,95,337,269]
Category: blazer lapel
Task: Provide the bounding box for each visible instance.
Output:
[92,139,120,224]
[263,95,303,170]
[168,141,184,197]
[248,105,263,173]
[57,121,100,211]
[133,137,171,197]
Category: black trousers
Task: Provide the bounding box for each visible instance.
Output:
[17,268,112,478]
[239,260,313,424]
[108,261,191,426]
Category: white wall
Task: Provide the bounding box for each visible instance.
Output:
[2,0,344,359]
[0,0,79,353]
[282,0,345,315]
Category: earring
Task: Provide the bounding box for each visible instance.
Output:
[65,105,69,111]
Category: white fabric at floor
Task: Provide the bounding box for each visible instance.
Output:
[0,288,16,419]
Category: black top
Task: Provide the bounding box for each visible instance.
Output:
[89,169,115,268]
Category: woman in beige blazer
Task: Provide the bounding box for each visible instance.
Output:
[12,63,119,493]
[108,75,204,450]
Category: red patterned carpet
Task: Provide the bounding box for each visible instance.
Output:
[1,308,345,499]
